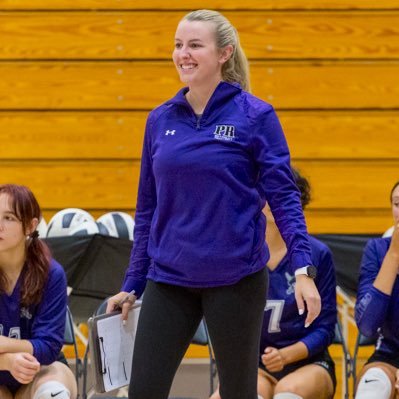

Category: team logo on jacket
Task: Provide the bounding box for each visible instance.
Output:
[213,125,235,141]
[285,272,295,295]
[20,307,32,320]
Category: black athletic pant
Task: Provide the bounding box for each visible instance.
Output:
[129,268,268,399]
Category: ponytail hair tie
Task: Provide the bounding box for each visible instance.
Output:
[30,230,40,239]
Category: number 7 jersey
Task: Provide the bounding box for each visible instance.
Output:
[260,236,337,358]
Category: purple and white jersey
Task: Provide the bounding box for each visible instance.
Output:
[0,259,67,387]
[260,236,337,358]
[355,237,399,357]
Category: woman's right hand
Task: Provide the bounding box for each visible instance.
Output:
[8,352,40,384]
[388,223,399,260]
[106,291,137,323]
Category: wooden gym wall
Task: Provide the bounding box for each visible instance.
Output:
[1,0,398,233]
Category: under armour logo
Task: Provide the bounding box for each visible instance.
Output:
[165,130,176,136]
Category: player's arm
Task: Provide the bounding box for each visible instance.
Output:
[261,342,308,372]
[0,335,33,354]
[300,244,337,356]
[121,113,157,299]
[355,239,392,337]
[373,224,399,294]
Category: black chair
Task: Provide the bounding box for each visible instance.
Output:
[352,331,378,395]
[64,306,82,395]
[331,321,352,399]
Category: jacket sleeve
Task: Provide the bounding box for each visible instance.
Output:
[29,262,67,365]
[122,113,156,298]
[300,245,337,356]
[251,107,312,272]
[355,239,390,337]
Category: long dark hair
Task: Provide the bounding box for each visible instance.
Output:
[0,184,51,306]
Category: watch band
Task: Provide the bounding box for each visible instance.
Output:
[294,265,317,279]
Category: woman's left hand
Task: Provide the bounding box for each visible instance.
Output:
[294,275,321,327]
[261,347,285,372]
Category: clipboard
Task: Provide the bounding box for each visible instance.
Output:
[88,302,141,393]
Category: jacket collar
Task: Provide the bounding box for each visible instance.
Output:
[166,81,242,118]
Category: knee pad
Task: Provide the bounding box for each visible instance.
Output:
[355,367,392,399]
[274,394,303,399]
[33,381,70,399]
[258,396,265,399]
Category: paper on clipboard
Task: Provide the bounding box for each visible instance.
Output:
[88,302,141,393]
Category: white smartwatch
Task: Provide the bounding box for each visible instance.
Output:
[294,265,317,279]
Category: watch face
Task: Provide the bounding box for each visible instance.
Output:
[307,265,317,279]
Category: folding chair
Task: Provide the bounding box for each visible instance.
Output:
[82,299,215,399]
[352,331,378,395]
[190,318,217,397]
[331,321,352,399]
[64,306,83,395]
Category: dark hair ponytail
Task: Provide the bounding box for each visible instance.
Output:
[0,184,51,306]
[22,234,51,306]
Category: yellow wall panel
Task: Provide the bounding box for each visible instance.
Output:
[0,112,146,159]
[0,161,139,209]
[2,12,399,60]
[2,111,399,160]
[2,160,397,211]
[0,0,398,10]
[1,62,399,109]
[295,160,399,209]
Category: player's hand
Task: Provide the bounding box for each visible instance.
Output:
[106,291,137,324]
[8,352,40,384]
[295,275,321,327]
[388,223,399,261]
[261,347,285,372]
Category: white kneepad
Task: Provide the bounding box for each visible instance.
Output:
[274,394,303,399]
[33,381,70,399]
[355,367,392,399]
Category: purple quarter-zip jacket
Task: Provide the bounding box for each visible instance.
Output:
[122,81,312,298]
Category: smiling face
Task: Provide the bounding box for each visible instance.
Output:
[391,183,399,224]
[173,20,231,89]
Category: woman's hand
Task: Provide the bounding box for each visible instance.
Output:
[261,347,285,372]
[388,223,399,261]
[106,291,137,323]
[295,275,321,327]
[8,352,40,384]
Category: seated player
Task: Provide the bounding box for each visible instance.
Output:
[355,180,399,399]
[210,168,337,399]
[0,184,77,399]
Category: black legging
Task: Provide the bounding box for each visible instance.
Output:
[129,268,268,399]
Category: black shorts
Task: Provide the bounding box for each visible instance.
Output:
[366,350,399,369]
[259,349,337,393]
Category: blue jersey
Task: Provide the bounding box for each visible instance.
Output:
[260,236,337,358]
[123,81,312,297]
[355,237,399,356]
[0,259,67,388]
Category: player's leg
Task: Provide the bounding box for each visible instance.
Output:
[203,268,268,399]
[15,360,77,399]
[274,363,334,399]
[257,368,276,399]
[355,362,396,399]
[128,281,203,399]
